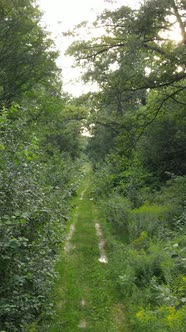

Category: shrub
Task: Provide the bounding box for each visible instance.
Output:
[128,204,170,240]
[102,194,130,240]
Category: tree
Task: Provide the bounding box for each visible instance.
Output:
[0,0,60,106]
[138,86,186,180]
[67,0,186,166]
[67,0,186,115]
[0,2,84,331]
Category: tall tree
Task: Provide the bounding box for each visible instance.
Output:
[0,0,60,106]
[67,0,186,112]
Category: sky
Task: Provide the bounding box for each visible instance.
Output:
[37,0,139,96]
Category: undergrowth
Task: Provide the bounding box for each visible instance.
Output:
[93,174,186,332]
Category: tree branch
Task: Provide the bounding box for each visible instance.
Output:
[171,0,186,44]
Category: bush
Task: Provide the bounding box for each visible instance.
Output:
[102,194,130,240]
[128,204,170,240]
[0,105,80,331]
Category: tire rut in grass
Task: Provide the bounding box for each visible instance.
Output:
[48,177,130,332]
[95,222,108,264]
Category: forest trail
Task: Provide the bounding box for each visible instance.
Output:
[48,165,130,332]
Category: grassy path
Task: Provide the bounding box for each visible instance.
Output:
[48,167,130,332]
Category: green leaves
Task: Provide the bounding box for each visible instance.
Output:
[0,0,59,106]
[0,102,81,331]
[0,7,82,327]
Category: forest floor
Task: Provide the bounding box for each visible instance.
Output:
[47,165,130,332]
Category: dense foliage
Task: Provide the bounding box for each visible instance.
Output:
[1,0,185,330]
[0,1,83,331]
[68,0,186,331]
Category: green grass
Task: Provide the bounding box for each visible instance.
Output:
[47,168,130,332]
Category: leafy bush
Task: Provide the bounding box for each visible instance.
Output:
[102,194,130,239]
[129,204,170,240]
[0,105,80,331]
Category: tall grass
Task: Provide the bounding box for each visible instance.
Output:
[99,175,186,332]
[129,204,169,240]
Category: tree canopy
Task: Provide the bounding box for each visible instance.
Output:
[0,0,60,106]
[67,0,186,178]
